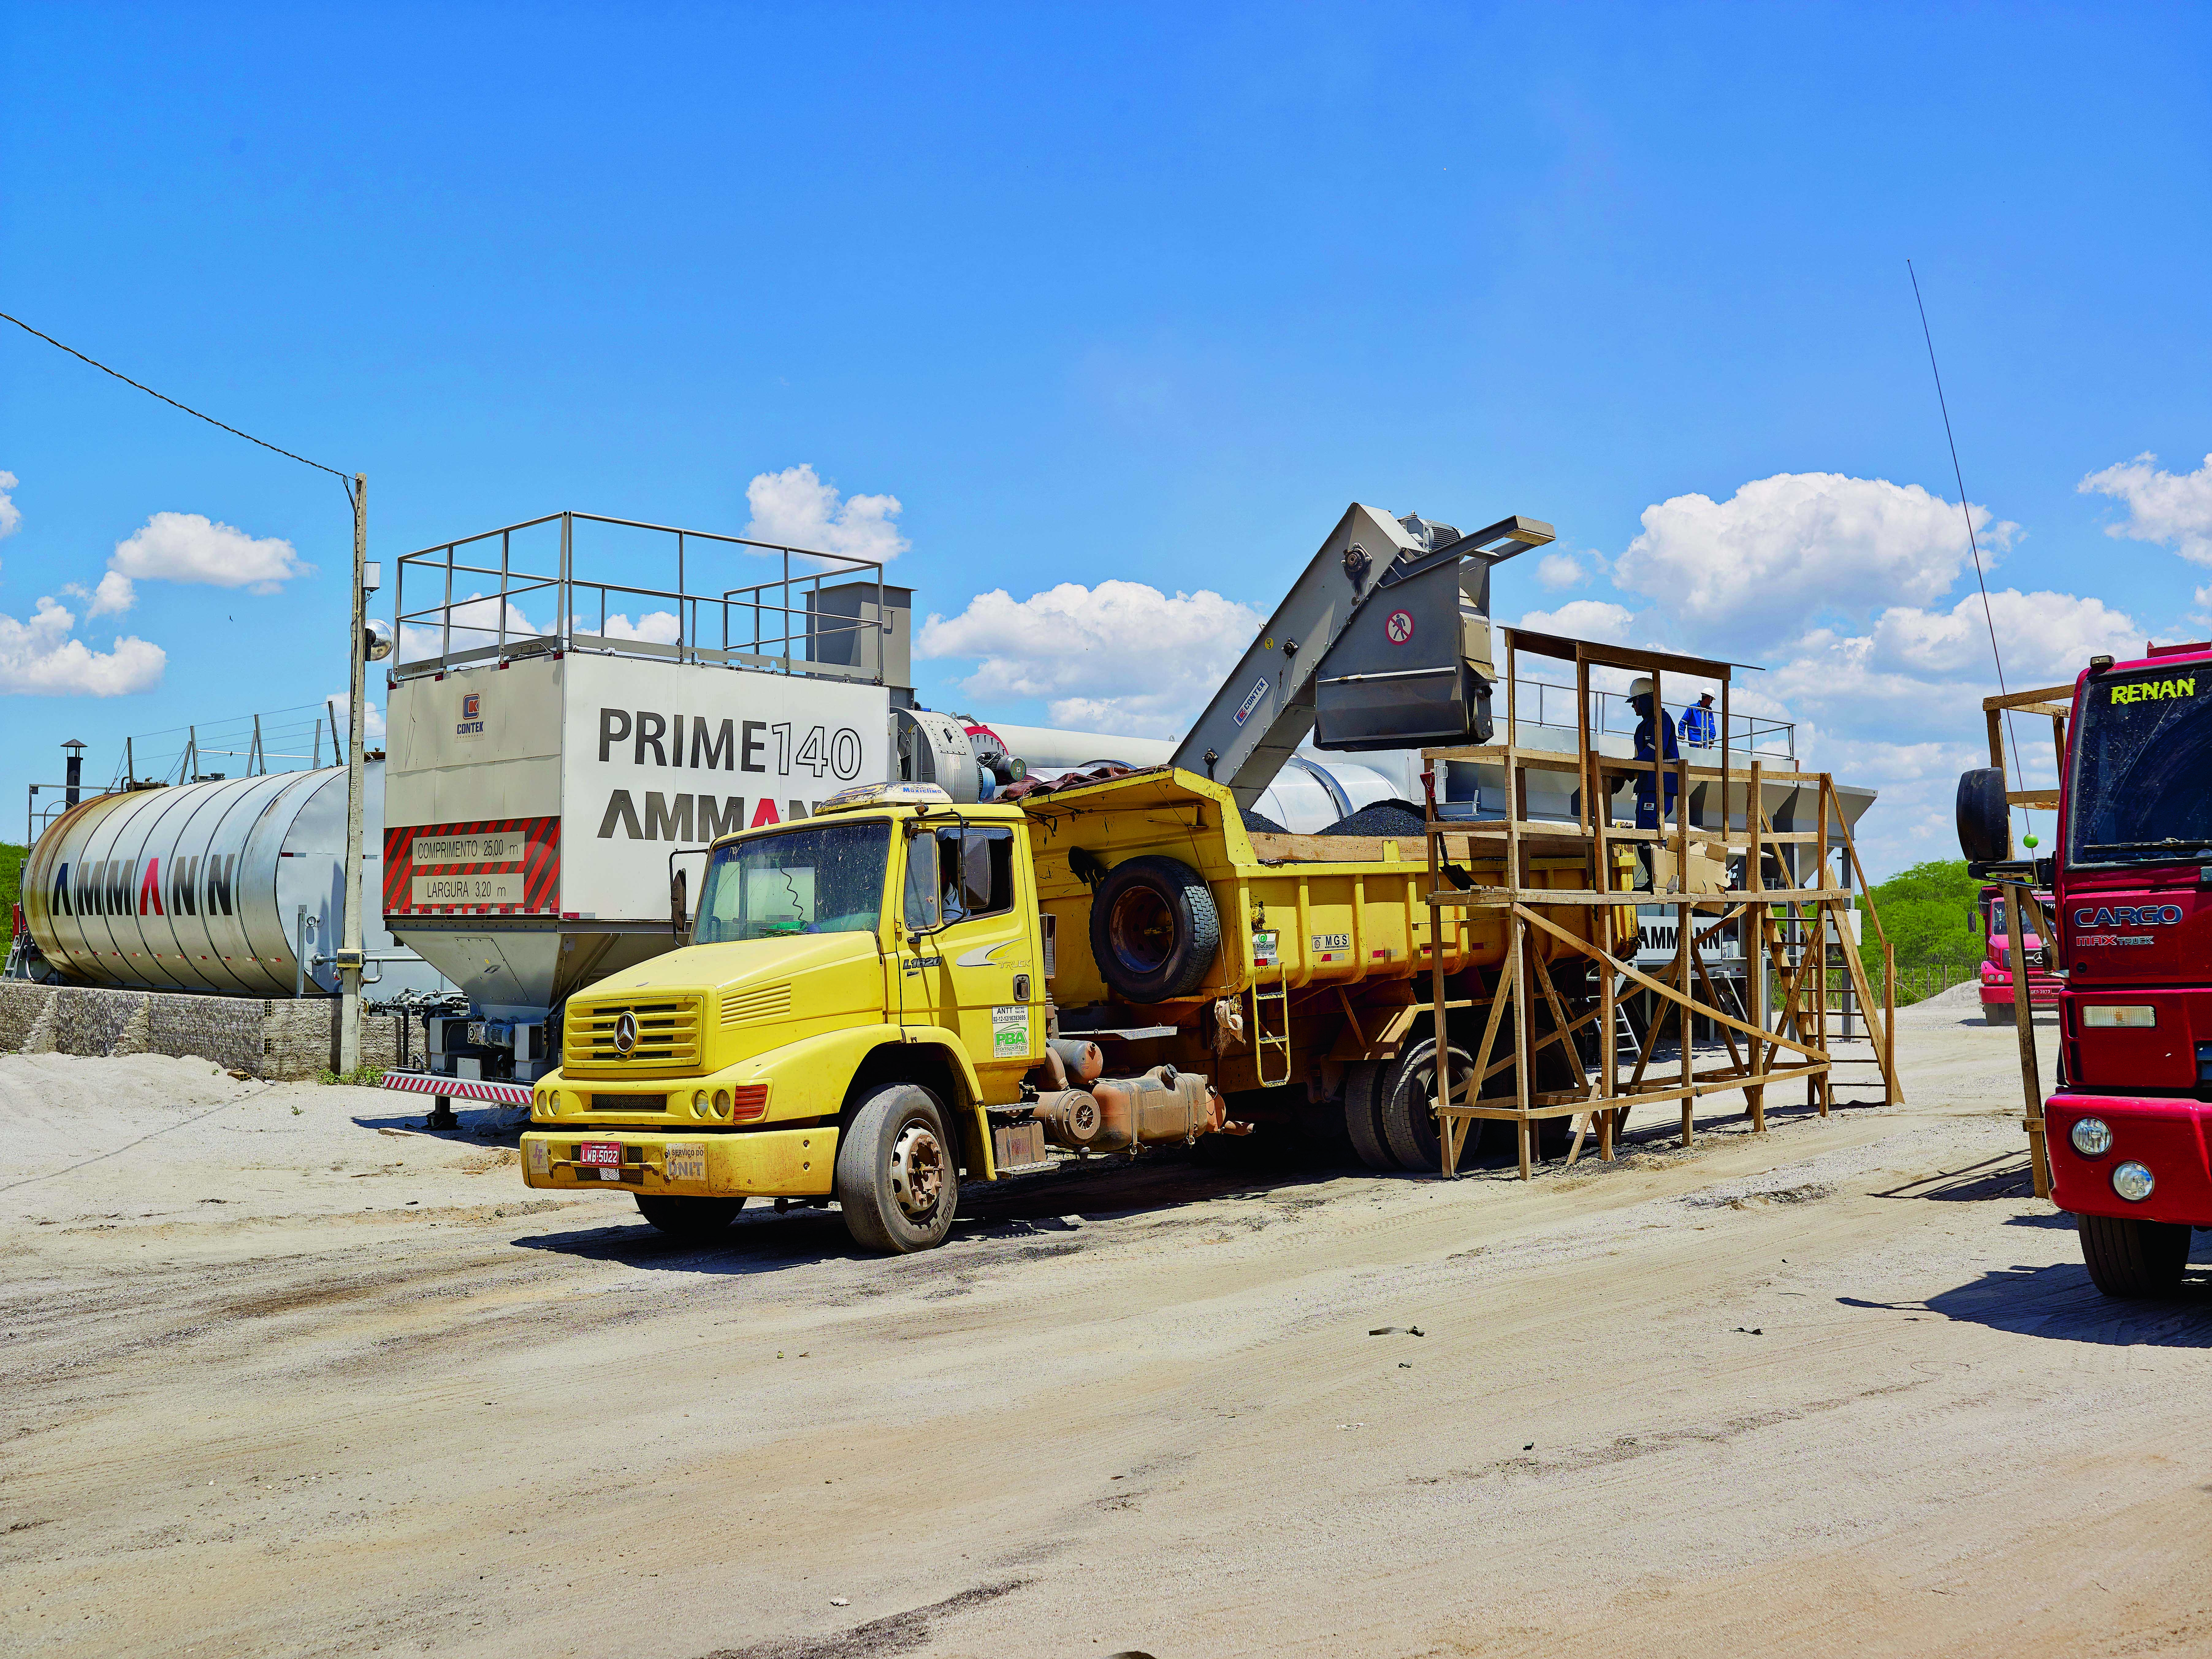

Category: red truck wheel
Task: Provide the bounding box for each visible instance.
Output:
[2077,1212,2190,1297]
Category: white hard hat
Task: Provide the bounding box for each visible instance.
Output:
[1628,676,1654,698]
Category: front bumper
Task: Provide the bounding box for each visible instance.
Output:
[1981,970,2061,1008]
[2043,1092,2212,1225]
[521,1125,837,1198]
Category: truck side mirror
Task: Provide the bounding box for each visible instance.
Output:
[902,825,942,934]
[1955,768,2008,863]
[670,868,689,940]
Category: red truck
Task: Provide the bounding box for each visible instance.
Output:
[1976,883,2061,1024]
[1960,642,2212,1296]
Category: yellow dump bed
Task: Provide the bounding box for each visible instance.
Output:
[1019,767,1631,1009]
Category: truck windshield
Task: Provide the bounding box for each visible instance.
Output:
[693,820,891,943]
[2067,668,2212,866]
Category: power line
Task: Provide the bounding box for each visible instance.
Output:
[0,308,355,505]
[1907,261,2031,839]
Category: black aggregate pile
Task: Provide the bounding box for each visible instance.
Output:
[1316,798,1428,838]
[1239,806,1290,835]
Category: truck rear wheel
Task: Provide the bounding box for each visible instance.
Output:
[634,1195,746,1239]
[1341,1061,1397,1171]
[1089,856,1221,1002]
[1379,1036,1477,1172]
[2077,1212,2191,1297]
[836,1083,959,1253]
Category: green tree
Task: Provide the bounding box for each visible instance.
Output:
[1859,858,1985,968]
[0,841,24,939]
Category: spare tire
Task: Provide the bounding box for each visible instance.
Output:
[1089,855,1221,1001]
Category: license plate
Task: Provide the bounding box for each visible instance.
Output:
[580,1141,621,1167]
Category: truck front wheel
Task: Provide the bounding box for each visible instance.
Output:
[836,1083,959,1253]
[2077,1212,2191,1297]
[1985,1000,2017,1027]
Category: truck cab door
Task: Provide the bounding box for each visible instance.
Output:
[898,822,1038,1088]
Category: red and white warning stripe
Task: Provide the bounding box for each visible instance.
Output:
[380,1071,533,1108]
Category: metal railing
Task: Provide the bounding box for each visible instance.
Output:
[104,701,353,791]
[1510,676,1796,759]
[391,511,893,683]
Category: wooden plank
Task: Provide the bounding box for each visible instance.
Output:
[2005,791,2061,808]
[1982,683,2075,714]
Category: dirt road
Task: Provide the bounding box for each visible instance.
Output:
[5,1000,2208,1658]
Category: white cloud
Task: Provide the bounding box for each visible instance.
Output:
[1612,472,2014,640]
[87,571,135,616]
[0,596,164,696]
[918,580,1264,736]
[323,691,387,744]
[593,610,682,645]
[0,469,20,543]
[1516,598,1636,644]
[1535,551,1584,590]
[2079,452,2212,564]
[743,464,908,566]
[110,511,310,592]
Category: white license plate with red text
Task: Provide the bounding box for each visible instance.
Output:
[580,1142,623,1180]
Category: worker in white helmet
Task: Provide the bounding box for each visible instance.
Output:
[1629,677,1680,885]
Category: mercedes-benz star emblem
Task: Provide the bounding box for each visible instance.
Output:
[612,1011,638,1055]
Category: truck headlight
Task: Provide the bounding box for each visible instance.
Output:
[693,1089,711,1118]
[711,1089,731,1118]
[2084,1005,2157,1027]
[2070,1117,2113,1157]
[2112,1161,2155,1202]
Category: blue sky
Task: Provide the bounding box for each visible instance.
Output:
[5,3,2211,874]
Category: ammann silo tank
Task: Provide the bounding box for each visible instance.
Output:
[22,762,429,998]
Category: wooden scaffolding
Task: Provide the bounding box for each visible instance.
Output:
[1418,629,1905,1178]
[1980,681,2072,1198]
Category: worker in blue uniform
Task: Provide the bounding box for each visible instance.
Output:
[1682,691,1718,749]
[1629,676,1680,888]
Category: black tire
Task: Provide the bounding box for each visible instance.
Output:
[1342,1061,1398,1171]
[1089,855,1221,1001]
[835,1082,959,1253]
[1379,1036,1478,1172]
[634,1194,746,1239]
[1986,1000,2018,1027]
[2077,1212,2191,1297]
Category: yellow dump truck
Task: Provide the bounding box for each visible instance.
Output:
[520,767,1626,1251]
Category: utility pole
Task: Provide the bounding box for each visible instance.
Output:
[338,472,369,1072]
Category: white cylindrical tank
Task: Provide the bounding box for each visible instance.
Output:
[22,762,431,998]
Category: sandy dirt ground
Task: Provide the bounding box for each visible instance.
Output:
[5,992,2209,1659]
